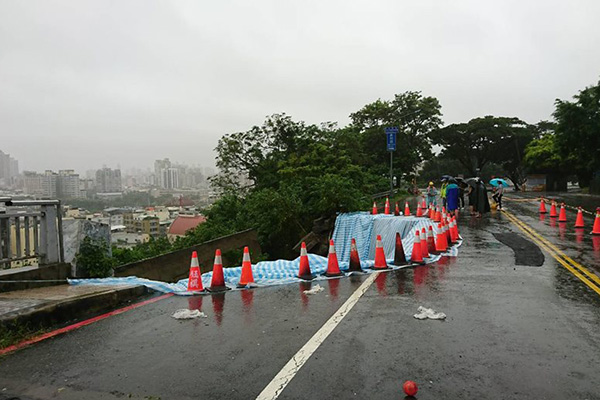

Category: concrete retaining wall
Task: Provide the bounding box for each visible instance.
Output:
[0,263,71,293]
[114,229,261,282]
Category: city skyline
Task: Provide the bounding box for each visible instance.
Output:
[2,1,600,173]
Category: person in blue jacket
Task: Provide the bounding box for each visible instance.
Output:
[445,179,460,215]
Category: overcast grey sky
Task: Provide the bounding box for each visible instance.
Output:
[1,0,599,173]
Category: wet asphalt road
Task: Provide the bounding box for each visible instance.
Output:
[1,194,600,399]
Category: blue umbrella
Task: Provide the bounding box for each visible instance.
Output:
[489,178,509,187]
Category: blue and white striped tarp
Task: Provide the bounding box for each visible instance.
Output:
[69,212,461,295]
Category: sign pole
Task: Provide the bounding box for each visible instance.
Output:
[385,126,398,197]
[390,151,393,195]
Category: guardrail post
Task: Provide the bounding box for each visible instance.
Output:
[40,204,60,264]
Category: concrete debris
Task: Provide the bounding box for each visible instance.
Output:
[414,306,446,320]
[303,284,324,295]
[172,309,208,319]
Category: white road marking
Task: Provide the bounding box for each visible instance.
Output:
[255,272,380,400]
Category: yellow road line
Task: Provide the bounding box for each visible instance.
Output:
[503,210,600,287]
[501,211,600,297]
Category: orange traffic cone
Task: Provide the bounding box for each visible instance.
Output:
[416,204,423,217]
[444,218,451,244]
[435,223,447,252]
[411,230,425,264]
[394,202,400,216]
[450,218,458,243]
[372,201,378,215]
[209,249,228,292]
[421,197,426,209]
[442,206,446,214]
[558,203,567,222]
[187,251,204,292]
[428,205,434,219]
[592,208,600,235]
[420,227,430,259]
[394,232,408,266]
[549,201,558,218]
[237,246,255,288]
[384,198,391,215]
[348,238,363,272]
[373,234,389,269]
[539,198,547,214]
[434,206,441,222]
[324,239,343,277]
[297,242,314,280]
[574,207,584,228]
[404,201,411,216]
[427,225,438,254]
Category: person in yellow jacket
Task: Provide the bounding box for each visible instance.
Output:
[440,179,448,209]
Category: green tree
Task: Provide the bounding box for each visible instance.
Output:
[430,116,536,189]
[524,122,567,174]
[349,91,443,180]
[76,237,113,278]
[553,80,600,187]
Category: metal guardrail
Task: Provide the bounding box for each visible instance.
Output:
[0,198,64,269]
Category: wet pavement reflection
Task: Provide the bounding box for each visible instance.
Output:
[211,292,225,326]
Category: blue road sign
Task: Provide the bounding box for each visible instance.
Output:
[385,127,398,151]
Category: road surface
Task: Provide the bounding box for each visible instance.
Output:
[1,194,599,399]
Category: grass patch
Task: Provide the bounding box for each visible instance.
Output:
[0,323,46,350]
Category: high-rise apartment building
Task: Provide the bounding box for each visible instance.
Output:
[0,149,19,186]
[41,170,58,198]
[57,170,81,198]
[96,168,122,193]
[162,167,180,189]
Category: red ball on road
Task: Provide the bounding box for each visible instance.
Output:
[403,380,418,396]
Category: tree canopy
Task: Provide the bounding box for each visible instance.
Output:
[429,116,536,188]
[553,80,600,186]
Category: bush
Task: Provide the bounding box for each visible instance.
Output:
[76,237,114,278]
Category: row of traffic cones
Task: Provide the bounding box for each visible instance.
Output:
[187,214,464,293]
[186,248,248,293]
[372,198,423,217]
[540,198,600,233]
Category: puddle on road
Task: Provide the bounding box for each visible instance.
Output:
[492,232,544,267]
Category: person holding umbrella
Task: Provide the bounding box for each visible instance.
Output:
[490,178,509,210]
[445,178,460,215]
[476,178,491,217]
[465,178,478,215]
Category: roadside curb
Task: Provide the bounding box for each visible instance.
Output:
[0,285,150,332]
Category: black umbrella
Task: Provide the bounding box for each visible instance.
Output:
[454,177,468,188]
[465,178,478,188]
[441,175,452,181]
